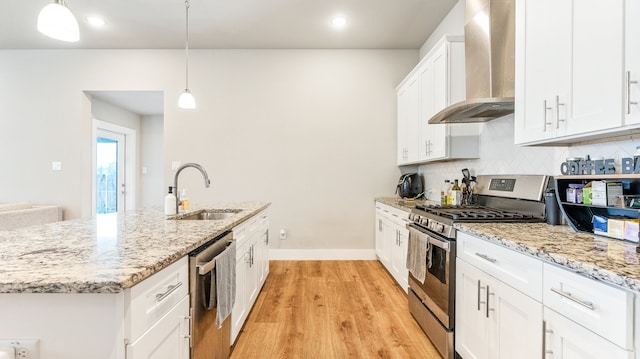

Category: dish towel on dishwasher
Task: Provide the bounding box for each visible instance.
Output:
[213,240,236,329]
[406,226,430,284]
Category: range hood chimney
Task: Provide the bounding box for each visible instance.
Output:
[428,0,515,124]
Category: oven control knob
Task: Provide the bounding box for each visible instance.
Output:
[436,224,445,233]
[420,218,429,226]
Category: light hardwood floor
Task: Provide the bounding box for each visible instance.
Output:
[230,260,442,358]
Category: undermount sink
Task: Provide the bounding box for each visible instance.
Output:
[175,209,242,220]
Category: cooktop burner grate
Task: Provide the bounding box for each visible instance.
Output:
[414,204,538,221]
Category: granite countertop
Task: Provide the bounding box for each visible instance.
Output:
[456,222,640,292]
[375,196,433,211]
[0,201,269,294]
[374,198,640,292]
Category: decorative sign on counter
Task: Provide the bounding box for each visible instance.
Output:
[560,157,640,175]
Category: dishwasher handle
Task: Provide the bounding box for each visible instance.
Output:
[196,240,234,275]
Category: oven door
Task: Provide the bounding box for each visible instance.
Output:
[407,223,455,329]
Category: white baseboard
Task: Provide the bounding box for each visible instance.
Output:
[268,249,376,260]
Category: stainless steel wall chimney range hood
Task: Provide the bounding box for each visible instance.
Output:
[428,0,515,124]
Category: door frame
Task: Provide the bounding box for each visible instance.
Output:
[92,119,137,215]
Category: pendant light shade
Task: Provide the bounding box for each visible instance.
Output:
[37,0,79,42]
[178,0,196,109]
[178,89,196,109]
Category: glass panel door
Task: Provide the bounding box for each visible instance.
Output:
[96,129,125,214]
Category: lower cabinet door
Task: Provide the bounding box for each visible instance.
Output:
[544,308,634,359]
[457,258,543,359]
[490,278,542,359]
[126,295,190,359]
[231,246,248,344]
[456,259,490,359]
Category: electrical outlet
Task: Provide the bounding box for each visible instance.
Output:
[17,348,28,358]
[0,339,39,359]
[279,229,286,240]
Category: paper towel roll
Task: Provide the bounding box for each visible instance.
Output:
[0,346,15,359]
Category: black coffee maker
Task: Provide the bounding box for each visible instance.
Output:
[396,173,423,199]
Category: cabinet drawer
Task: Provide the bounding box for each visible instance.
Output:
[234,215,259,248]
[543,263,634,350]
[457,232,542,301]
[126,257,189,342]
[376,203,410,227]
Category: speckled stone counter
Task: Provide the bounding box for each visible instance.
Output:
[374,196,433,211]
[456,222,640,292]
[375,197,640,292]
[0,201,269,294]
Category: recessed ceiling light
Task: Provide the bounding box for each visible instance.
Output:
[86,16,105,28]
[331,16,347,28]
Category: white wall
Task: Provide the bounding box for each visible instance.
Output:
[140,115,164,207]
[419,0,465,59]
[0,49,416,253]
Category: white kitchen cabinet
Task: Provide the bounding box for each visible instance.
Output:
[544,308,633,359]
[231,210,269,344]
[374,207,388,265]
[374,202,409,292]
[126,295,190,359]
[625,0,640,125]
[397,77,420,164]
[397,35,479,165]
[543,263,634,351]
[125,257,190,359]
[456,257,542,359]
[255,210,270,289]
[515,0,631,145]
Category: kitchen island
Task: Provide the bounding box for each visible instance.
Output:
[0,201,269,359]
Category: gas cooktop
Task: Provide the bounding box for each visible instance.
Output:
[413,204,542,221]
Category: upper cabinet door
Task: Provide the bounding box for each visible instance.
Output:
[625,0,640,125]
[397,77,420,165]
[515,0,628,145]
[568,0,624,134]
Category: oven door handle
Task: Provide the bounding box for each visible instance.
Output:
[408,223,450,251]
[428,237,450,251]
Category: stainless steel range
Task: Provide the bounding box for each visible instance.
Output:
[406,175,552,359]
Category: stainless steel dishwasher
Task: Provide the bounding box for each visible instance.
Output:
[189,230,235,359]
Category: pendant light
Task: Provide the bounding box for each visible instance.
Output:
[178,0,196,109]
[37,0,80,42]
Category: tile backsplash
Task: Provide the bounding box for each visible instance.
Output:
[416,115,640,202]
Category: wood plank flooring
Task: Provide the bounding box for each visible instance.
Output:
[230,260,442,358]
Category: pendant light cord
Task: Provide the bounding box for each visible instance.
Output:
[184,0,190,90]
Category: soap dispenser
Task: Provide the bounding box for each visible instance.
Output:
[164,187,177,215]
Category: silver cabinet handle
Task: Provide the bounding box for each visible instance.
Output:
[477,280,482,311]
[486,285,491,318]
[543,100,553,131]
[183,314,192,343]
[555,95,565,128]
[543,320,553,358]
[550,287,595,310]
[155,281,183,302]
[627,71,638,114]
[475,252,497,263]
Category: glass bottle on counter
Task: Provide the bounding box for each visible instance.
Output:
[441,180,450,205]
[451,179,461,205]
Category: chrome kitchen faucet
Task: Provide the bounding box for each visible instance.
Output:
[173,163,211,214]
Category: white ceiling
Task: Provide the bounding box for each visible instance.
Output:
[7,1,457,115]
[2,0,457,50]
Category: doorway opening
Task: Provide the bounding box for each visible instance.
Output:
[92,120,136,215]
